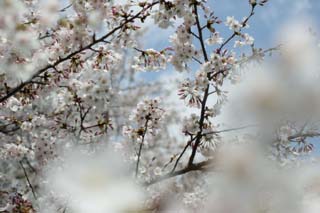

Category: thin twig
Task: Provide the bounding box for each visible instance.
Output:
[145,159,214,186]
[19,161,37,199]
[192,56,203,64]
[136,119,149,177]
[217,4,256,54]
[202,124,258,136]
[171,137,196,173]
[58,3,73,12]
[288,132,320,141]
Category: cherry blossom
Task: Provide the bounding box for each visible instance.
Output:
[205,32,223,45]
[225,16,242,32]
[0,0,320,212]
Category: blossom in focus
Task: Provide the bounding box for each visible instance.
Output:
[178,79,201,108]
[206,32,223,45]
[225,16,242,32]
[123,98,165,139]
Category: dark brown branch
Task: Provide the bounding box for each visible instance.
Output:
[288,132,320,141]
[0,125,20,135]
[58,3,73,12]
[190,30,200,39]
[192,56,203,64]
[187,3,210,166]
[171,137,196,173]
[145,159,213,186]
[188,4,258,166]
[19,161,37,199]
[136,119,149,177]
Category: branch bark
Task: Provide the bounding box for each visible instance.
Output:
[136,119,149,177]
[145,159,214,186]
[0,1,159,103]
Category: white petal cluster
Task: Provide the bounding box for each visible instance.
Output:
[169,25,199,72]
[1,143,30,160]
[123,98,165,140]
[225,16,242,32]
[152,0,194,29]
[206,32,224,45]
[234,33,254,47]
[178,79,202,108]
[132,48,167,71]
[182,114,200,135]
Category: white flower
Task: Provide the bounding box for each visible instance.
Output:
[206,32,223,45]
[182,114,200,135]
[243,33,254,45]
[234,40,244,48]
[234,33,254,47]
[21,121,33,131]
[278,124,296,142]
[195,70,209,89]
[169,25,198,71]
[2,143,29,160]
[225,16,242,32]
[178,79,201,108]
[6,97,22,112]
[125,98,165,138]
[153,167,162,176]
[132,49,167,72]
[176,25,192,44]
[152,11,174,29]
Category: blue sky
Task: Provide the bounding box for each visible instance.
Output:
[210,0,320,47]
[142,0,320,49]
[138,0,320,81]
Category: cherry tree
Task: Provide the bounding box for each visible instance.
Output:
[1,0,320,212]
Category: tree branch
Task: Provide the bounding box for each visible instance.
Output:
[145,159,214,186]
[187,3,210,166]
[136,119,149,177]
[0,1,159,103]
[217,4,256,54]
[20,161,37,200]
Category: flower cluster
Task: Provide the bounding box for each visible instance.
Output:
[272,123,315,161]
[206,32,224,45]
[178,79,202,108]
[234,33,254,47]
[182,112,221,157]
[182,113,200,135]
[169,23,199,72]
[123,98,165,140]
[1,143,30,161]
[178,52,234,108]
[152,0,194,29]
[2,0,320,212]
[1,192,35,213]
[132,48,167,71]
[93,47,122,72]
[225,16,243,32]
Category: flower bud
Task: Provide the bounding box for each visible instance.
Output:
[249,0,257,6]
